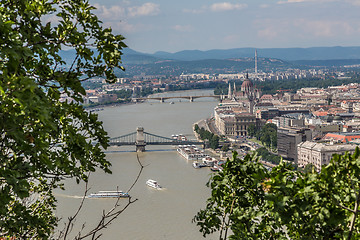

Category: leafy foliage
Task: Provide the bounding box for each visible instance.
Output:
[0,0,126,238]
[256,147,282,165]
[194,125,219,150]
[248,123,277,149]
[194,148,360,239]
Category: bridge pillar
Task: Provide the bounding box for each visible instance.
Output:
[136,127,146,152]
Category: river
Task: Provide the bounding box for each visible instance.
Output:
[55,89,219,240]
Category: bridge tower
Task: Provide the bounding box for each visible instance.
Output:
[136,127,146,152]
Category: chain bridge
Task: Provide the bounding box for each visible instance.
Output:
[109,127,204,152]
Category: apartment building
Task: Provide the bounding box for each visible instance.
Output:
[277,127,312,162]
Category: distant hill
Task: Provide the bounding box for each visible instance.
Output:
[59,46,360,76]
[118,57,294,76]
[150,46,360,61]
[60,46,360,64]
[291,59,360,67]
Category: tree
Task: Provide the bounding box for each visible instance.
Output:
[304,163,316,173]
[221,144,229,152]
[209,135,220,150]
[0,0,126,238]
[256,123,277,148]
[247,124,256,137]
[194,124,200,132]
[194,148,360,239]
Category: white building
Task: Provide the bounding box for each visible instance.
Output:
[297,141,357,172]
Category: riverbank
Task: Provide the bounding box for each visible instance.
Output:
[193,119,231,160]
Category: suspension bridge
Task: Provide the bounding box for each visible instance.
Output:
[109,127,205,152]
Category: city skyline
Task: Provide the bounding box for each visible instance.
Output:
[90,0,360,53]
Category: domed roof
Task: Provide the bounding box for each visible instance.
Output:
[241,78,253,89]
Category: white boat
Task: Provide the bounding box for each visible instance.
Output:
[88,190,130,198]
[193,162,205,168]
[146,179,162,189]
[193,162,201,169]
[177,145,207,160]
[202,156,217,167]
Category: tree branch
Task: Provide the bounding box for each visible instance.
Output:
[56,153,144,239]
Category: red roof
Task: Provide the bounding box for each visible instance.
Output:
[313,111,328,117]
[322,133,360,143]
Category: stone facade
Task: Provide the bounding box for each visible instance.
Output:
[215,111,258,136]
[298,141,357,172]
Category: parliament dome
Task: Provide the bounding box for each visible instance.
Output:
[241,79,253,89]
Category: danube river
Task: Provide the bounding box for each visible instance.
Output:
[56,89,219,240]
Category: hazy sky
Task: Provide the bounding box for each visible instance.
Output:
[90,0,360,53]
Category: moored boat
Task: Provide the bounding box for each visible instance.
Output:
[177,145,207,160]
[192,162,207,169]
[202,156,217,167]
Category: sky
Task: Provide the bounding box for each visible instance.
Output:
[89,0,360,53]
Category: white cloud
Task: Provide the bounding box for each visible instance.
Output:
[172,25,194,32]
[93,3,160,20]
[210,2,247,12]
[277,0,313,3]
[255,18,360,42]
[184,2,247,13]
[93,4,126,20]
[128,3,160,18]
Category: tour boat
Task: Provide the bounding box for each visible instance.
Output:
[88,190,130,198]
[146,179,162,189]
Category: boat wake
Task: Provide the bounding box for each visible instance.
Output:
[54,193,87,199]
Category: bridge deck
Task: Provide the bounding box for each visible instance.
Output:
[109,141,203,146]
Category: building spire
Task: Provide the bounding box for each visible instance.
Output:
[228,82,232,99]
[255,49,258,74]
